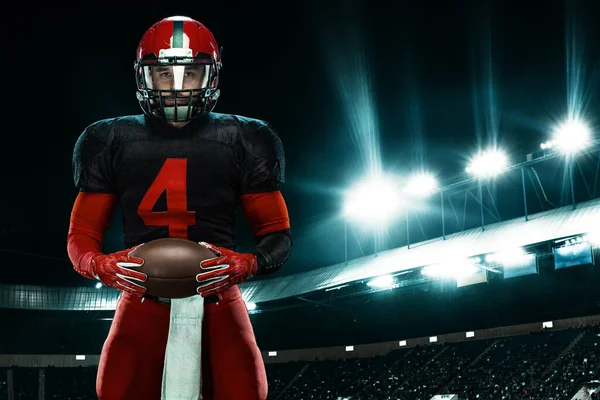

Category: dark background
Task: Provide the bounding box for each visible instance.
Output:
[0,0,598,287]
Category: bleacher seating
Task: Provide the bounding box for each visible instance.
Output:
[445,328,582,399]
[45,366,97,400]
[1,324,598,399]
[529,325,600,400]
[0,368,7,400]
[265,361,306,399]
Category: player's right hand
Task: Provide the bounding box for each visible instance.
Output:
[91,245,148,296]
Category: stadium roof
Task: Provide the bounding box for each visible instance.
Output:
[240,197,599,303]
[0,198,598,311]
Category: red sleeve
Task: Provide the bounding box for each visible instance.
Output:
[240,191,290,236]
[67,192,117,279]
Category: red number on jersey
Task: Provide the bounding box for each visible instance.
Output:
[137,158,196,238]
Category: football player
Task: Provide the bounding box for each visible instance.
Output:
[66,16,292,400]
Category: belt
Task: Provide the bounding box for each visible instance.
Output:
[143,293,220,304]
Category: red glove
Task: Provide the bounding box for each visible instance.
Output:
[91,245,148,297]
[196,242,258,298]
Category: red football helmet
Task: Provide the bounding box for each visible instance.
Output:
[134,16,222,122]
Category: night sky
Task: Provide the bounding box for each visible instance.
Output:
[1,0,599,287]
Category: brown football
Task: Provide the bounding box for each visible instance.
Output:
[129,237,217,299]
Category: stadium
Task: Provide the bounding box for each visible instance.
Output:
[1,126,598,399]
[2,1,600,399]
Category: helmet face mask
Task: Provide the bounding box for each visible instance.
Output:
[134,17,222,123]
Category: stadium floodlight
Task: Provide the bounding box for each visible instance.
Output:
[466,149,509,178]
[485,247,528,265]
[343,176,402,225]
[367,274,395,289]
[95,282,103,289]
[422,260,479,278]
[546,118,592,154]
[245,301,257,311]
[583,231,600,246]
[404,173,438,197]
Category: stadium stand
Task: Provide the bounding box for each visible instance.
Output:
[0,319,598,399]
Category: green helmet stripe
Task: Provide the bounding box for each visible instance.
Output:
[172,20,184,48]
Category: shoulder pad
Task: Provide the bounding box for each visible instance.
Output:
[240,122,285,183]
[72,119,117,192]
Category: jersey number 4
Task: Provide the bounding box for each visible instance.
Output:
[137,158,195,238]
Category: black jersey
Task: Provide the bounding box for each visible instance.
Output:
[72,113,285,249]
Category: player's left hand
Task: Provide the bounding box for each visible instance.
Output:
[196,242,259,298]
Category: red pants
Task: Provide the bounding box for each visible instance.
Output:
[96,286,267,400]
